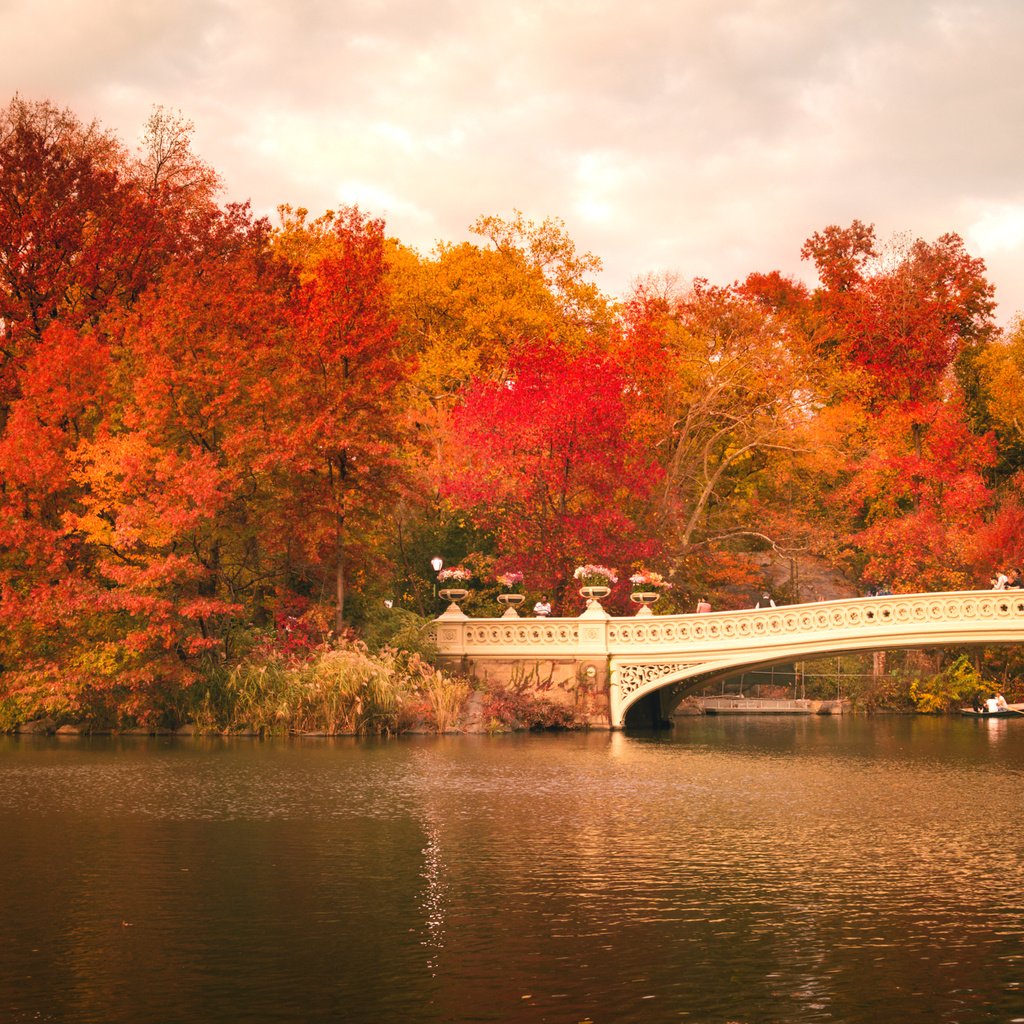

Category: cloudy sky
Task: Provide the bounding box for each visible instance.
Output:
[5,0,1024,320]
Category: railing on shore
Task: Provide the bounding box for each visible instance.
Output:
[696,696,815,715]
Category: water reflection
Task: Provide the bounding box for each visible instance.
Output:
[1,721,1023,1022]
[419,821,447,975]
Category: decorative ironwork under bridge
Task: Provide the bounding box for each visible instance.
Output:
[432,590,1024,728]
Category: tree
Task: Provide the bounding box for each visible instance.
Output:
[443,340,661,605]
[616,276,812,563]
[802,221,996,404]
[0,98,239,721]
[0,96,220,400]
[55,227,290,713]
[828,396,997,590]
[276,207,408,629]
[469,209,609,334]
[795,222,1001,590]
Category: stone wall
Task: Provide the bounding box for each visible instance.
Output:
[437,654,611,729]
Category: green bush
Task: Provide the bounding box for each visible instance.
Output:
[909,654,990,714]
[359,607,438,660]
[0,692,24,733]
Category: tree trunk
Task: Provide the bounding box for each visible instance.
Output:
[336,543,345,634]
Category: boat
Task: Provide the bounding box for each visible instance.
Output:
[960,702,1024,718]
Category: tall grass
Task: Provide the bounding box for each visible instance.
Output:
[422,670,470,734]
[188,638,469,736]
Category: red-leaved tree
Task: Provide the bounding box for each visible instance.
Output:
[443,340,661,607]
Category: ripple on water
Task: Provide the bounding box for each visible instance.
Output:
[1,722,1023,1024]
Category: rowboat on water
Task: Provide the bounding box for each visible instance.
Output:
[960,702,1024,718]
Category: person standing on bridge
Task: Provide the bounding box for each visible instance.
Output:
[533,595,552,617]
[755,592,776,609]
[695,597,712,613]
[991,569,1009,591]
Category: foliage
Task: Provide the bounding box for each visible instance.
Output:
[418,670,471,734]
[4,96,1024,725]
[481,683,579,731]
[359,607,437,660]
[909,654,990,714]
[443,340,660,604]
[186,637,465,736]
[629,569,671,590]
[574,565,619,586]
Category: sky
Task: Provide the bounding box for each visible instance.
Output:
[4,0,1024,321]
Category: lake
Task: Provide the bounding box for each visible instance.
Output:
[1,716,1022,1023]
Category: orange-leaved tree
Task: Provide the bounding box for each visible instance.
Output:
[275,206,409,630]
[799,221,1000,590]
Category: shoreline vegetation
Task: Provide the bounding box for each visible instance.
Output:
[1,610,583,737]
[2,616,1014,735]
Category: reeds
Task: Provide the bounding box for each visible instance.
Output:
[188,638,470,736]
[422,669,470,734]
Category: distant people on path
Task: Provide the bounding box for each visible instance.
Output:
[533,595,552,617]
[755,592,776,609]
[695,597,712,613]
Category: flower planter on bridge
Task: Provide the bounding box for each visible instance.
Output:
[438,588,469,616]
[629,592,661,616]
[496,594,526,618]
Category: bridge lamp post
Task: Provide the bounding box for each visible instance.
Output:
[431,556,443,610]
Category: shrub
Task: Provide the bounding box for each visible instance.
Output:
[909,654,990,714]
[482,683,578,731]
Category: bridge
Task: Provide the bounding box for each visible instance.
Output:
[432,590,1024,728]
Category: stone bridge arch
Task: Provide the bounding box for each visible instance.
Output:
[608,591,1024,726]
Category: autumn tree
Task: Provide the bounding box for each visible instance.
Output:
[46,221,289,715]
[443,340,661,606]
[0,97,226,719]
[801,221,996,404]
[0,97,220,397]
[387,211,611,470]
[615,274,814,595]
[382,212,613,607]
[275,206,408,629]
[798,221,1001,590]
